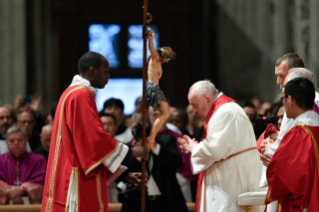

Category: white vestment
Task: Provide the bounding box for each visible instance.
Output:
[191,100,262,212]
[261,92,319,212]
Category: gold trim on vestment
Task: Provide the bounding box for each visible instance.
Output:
[278,198,283,212]
[45,85,84,212]
[85,141,119,176]
[64,167,79,212]
[216,147,257,163]
[299,125,319,182]
[96,173,104,212]
[266,183,275,203]
[75,168,79,212]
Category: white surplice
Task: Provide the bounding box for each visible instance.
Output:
[191,101,262,212]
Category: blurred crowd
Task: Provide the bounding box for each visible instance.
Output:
[0,91,285,205]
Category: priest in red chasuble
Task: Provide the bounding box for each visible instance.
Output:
[0,126,46,204]
[266,78,319,211]
[41,52,148,212]
[178,80,262,212]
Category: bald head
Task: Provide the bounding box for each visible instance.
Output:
[41,125,53,152]
[0,106,13,135]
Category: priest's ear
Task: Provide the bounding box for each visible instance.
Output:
[88,66,97,76]
[204,94,212,104]
[286,95,294,108]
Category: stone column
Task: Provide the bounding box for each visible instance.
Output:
[0,0,27,106]
[272,0,291,58]
[309,0,319,87]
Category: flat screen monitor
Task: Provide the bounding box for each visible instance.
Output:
[128,25,159,68]
[88,24,121,68]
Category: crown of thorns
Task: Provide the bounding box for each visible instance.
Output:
[159,47,176,59]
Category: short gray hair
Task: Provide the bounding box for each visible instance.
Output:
[189,80,219,98]
[288,68,315,85]
[5,126,27,140]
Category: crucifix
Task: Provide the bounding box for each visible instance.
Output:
[14,161,21,186]
[141,1,152,212]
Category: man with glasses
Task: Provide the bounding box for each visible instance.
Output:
[0,107,31,154]
[265,78,319,211]
[260,67,319,211]
[17,111,40,151]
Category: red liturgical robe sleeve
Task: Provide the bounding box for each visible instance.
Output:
[65,87,121,177]
[265,125,319,211]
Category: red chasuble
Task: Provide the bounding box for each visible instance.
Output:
[195,94,234,212]
[265,125,319,211]
[42,85,119,212]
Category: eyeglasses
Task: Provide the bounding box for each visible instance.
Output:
[281,96,288,102]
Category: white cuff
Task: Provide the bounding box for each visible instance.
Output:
[103,143,129,173]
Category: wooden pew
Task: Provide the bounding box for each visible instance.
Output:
[0,202,195,212]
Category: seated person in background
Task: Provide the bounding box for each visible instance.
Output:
[100,112,117,137]
[133,97,143,114]
[258,102,272,115]
[33,125,52,161]
[151,108,195,202]
[0,126,46,204]
[169,108,190,136]
[257,102,284,153]
[102,98,132,143]
[17,111,41,151]
[99,112,119,203]
[0,106,31,154]
[119,111,188,212]
[265,78,319,211]
[242,102,261,138]
[0,106,13,140]
[14,95,45,137]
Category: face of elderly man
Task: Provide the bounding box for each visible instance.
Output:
[6,131,27,158]
[188,89,213,120]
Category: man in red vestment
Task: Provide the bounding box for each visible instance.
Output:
[265,78,319,211]
[41,52,148,212]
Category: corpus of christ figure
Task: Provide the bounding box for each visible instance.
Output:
[146,28,176,150]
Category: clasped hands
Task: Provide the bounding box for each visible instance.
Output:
[3,185,25,204]
[177,135,198,155]
[260,137,276,167]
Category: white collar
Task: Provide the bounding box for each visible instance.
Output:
[294,110,319,127]
[69,75,97,94]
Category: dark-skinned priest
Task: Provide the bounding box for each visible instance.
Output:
[41,52,148,212]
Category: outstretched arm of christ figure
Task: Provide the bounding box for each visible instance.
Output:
[147,28,159,61]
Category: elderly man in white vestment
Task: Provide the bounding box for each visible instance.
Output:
[178,80,262,212]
